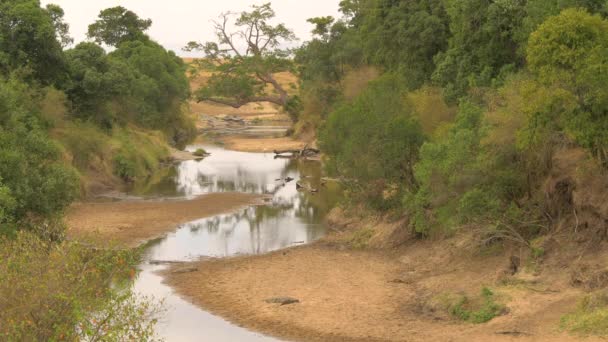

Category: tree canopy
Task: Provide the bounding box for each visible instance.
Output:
[297,0,608,240]
[0,0,67,84]
[87,6,152,47]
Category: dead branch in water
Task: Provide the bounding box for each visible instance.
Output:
[273,146,320,159]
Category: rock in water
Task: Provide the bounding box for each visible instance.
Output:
[264,297,300,305]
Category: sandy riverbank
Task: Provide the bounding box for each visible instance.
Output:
[164,230,601,342]
[221,136,307,153]
[66,192,264,247]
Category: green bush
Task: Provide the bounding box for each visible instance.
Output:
[193,148,208,157]
[0,231,161,341]
[561,291,608,336]
[109,128,169,182]
[448,287,505,324]
[527,8,608,166]
[406,100,485,234]
[406,97,530,236]
[113,153,136,181]
[0,78,79,232]
[458,188,501,224]
[320,74,425,210]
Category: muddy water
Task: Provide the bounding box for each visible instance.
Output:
[131,145,341,341]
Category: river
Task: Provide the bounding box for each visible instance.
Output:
[129,144,341,341]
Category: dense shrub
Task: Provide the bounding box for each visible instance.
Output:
[0,78,79,233]
[0,0,67,85]
[527,8,608,165]
[406,97,530,236]
[447,287,505,324]
[0,231,161,341]
[320,74,425,210]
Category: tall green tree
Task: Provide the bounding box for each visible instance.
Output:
[526,8,608,164]
[45,4,73,48]
[320,74,425,209]
[64,42,136,129]
[516,0,608,51]
[87,6,152,47]
[360,0,449,88]
[0,77,79,234]
[432,0,526,101]
[0,0,66,84]
[111,39,193,146]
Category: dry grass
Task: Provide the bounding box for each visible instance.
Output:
[342,66,380,101]
[407,86,457,136]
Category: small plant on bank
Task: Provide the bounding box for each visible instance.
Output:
[113,153,137,181]
[193,148,208,157]
[561,291,608,336]
[447,287,506,323]
[349,228,375,249]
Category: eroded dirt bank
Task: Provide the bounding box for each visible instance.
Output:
[66,192,263,247]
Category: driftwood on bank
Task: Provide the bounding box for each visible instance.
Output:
[273,145,320,159]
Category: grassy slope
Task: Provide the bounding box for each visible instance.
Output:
[41,88,174,196]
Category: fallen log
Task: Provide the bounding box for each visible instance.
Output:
[149,260,185,265]
[273,148,320,158]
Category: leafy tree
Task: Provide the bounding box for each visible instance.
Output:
[516,0,608,52]
[65,39,194,146]
[64,42,136,129]
[295,8,365,131]
[321,74,425,209]
[406,99,529,235]
[185,3,298,116]
[87,6,152,47]
[297,14,363,86]
[0,0,66,84]
[0,77,79,233]
[527,8,608,164]
[432,0,526,101]
[339,0,366,19]
[45,4,73,48]
[360,0,449,88]
[110,40,193,146]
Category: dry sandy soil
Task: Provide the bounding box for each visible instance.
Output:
[165,211,607,342]
[221,136,307,153]
[66,193,263,247]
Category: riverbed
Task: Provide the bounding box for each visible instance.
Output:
[130,144,341,341]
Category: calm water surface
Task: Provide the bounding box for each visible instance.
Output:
[131,144,341,341]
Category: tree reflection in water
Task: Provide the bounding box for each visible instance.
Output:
[140,145,342,259]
